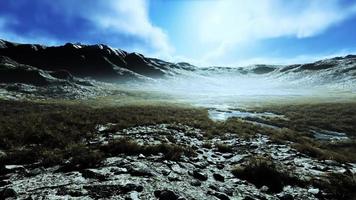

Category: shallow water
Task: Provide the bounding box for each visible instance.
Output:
[208,108,282,121]
[312,130,349,141]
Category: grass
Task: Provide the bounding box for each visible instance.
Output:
[312,173,356,199]
[250,103,356,163]
[0,99,207,166]
[231,156,303,193]
[1,99,355,166]
[254,102,356,136]
[101,138,195,161]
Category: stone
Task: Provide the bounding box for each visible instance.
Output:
[308,188,319,195]
[278,194,294,200]
[260,185,269,192]
[26,168,44,177]
[127,191,140,200]
[191,170,208,181]
[0,180,11,187]
[216,164,225,169]
[154,190,179,200]
[0,150,6,159]
[213,173,225,182]
[0,188,17,199]
[190,180,202,186]
[213,192,230,200]
[127,163,155,177]
[123,183,144,193]
[81,169,106,181]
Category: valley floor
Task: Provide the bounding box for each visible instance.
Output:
[0,99,356,199]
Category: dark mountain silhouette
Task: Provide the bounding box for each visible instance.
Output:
[0,39,196,82]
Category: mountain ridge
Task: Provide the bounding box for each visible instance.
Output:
[0,39,196,83]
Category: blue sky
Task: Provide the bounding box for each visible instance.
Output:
[0,0,356,66]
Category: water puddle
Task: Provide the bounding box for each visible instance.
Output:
[208,108,283,121]
[312,129,349,141]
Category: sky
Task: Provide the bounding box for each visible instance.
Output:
[0,0,356,66]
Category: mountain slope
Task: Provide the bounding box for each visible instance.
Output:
[0,39,196,82]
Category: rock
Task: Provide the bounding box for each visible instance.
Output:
[208,185,219,191]
[212,192,230,200]
[222,153,234,159]
[190,180,202,186]
[127,191,140,200]
[0,150,6,159]
[278,194,294,200]
[307,188,319,195]
[3,165,26,174]
[213,173,225,182]
[26,167,44,177]
[81,169,107,181]
[191,170,208,181]
[84,184,142,199]
[123,184,143,193]
[216,164,225,169]
[0,180,11,187]
[56,187,86,197]
[154,189,179,200]
[168,173,181,181]
[243,196,255,200]
[127,163,155,177]
[138,154,145,159]
[260,185,269,192]
[0,188,17,199]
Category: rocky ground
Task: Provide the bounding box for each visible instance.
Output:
[1,123,355,200]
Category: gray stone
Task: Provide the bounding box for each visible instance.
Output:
[191,170,208,181]
[154,189,179,200]
[213,173,225,182]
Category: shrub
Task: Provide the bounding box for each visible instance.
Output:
[67,144,104,168]
[102,138,195,161]
[215,143,233,153]
[312,173,356,199]
[202,142,212,149]
[231,156,302,193]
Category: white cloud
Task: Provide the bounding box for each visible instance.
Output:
[184,0,356,63]
[87,0,173,55]
[0,0,173,56]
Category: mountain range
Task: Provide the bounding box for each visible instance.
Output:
[1,39,356,94]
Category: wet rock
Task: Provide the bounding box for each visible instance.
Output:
[154,189,179,200]
[0,188,17,199]
[213,173,225,182]
[191,170,208,181]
